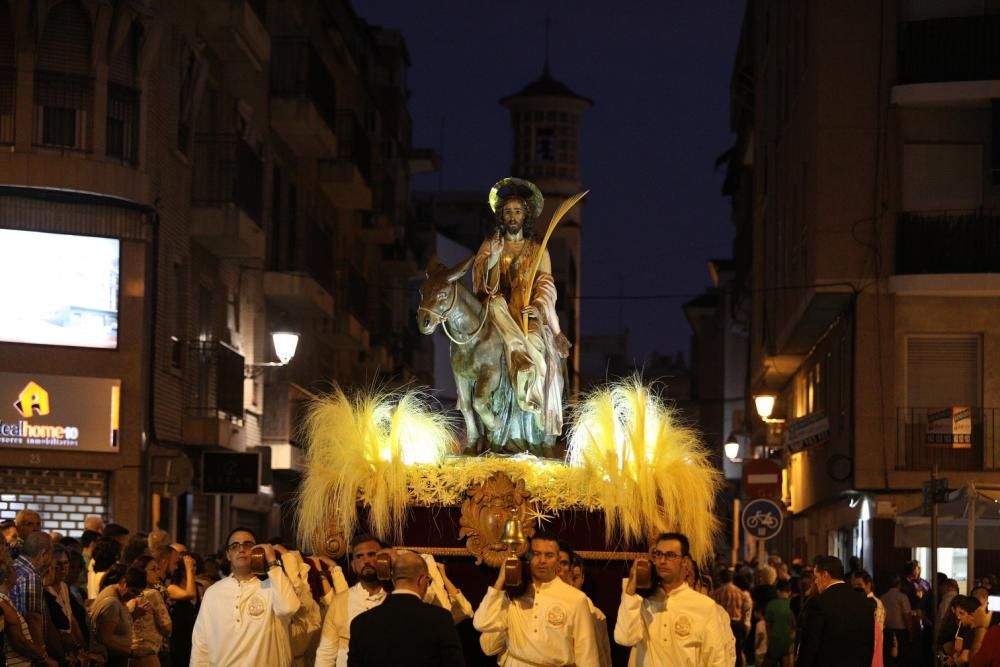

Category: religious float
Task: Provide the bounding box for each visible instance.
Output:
[295,178,723,659]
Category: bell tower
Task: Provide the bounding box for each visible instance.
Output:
[500,67,591,395]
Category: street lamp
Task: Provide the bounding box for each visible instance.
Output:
[271,330,300,364]
[753,393,776,421]
[245,330,300,377]
[724,433,741,462]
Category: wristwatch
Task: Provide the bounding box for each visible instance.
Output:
[267,560,281,569]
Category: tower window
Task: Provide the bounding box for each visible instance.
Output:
[535,127,555,162]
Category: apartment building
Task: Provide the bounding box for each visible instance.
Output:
[0,0,428,553]
[726,0,1000,586]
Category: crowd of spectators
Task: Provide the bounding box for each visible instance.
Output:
[4,505,994,667]
[711,553,1000,667]
[0,510,215,667]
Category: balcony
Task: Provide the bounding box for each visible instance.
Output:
[270,39,337,157]
[33,71,94,153]
[318,111,372,210]
[0,68,13,146]
[896,407,1000,471]
[263,271,334,319]
[894,17,1000,106]
[262,382,311,473]
[182,339,247,448]
[191,134,265,260]
[890,212,1000,295]
[203,0,270,69]
[359,208,400,245]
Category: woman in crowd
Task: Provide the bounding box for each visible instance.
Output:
[164,552,197,667]
[43,544,89,664]
[88,538,121,600]
[127,557,172,667]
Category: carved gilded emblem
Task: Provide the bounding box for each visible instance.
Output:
[312,517,347,560]
[459,472,534,567]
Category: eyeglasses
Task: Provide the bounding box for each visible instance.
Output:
[227,541,256,553]
[651,550,684,562]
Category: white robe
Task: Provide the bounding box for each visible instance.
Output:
[614,582,730,667]
[190,568,301,667]
[474,578,601,667]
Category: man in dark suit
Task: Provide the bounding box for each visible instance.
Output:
[348,550,465,667]
[798,555,875,667]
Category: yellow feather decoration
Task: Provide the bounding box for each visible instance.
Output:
[297,379,721,565]
[296,386,458,548]
[566,376,723,565]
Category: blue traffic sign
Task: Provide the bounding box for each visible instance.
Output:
[741,498,784,541]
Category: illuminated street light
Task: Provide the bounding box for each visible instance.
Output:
[245,330,300,377]
[753,393,776,420]
[271,331,300,365]
[724,433,741,462]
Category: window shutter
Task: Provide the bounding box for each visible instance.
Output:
[37,2,92,75]
[906,335,981,407]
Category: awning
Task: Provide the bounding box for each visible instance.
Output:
[894,482,1000,549]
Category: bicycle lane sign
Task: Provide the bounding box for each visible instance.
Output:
[741,498,784,541]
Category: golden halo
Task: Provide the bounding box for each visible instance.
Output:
[488,177,544,218]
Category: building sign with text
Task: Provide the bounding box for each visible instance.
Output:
[926,407,972,448]
[784,412,831,453]
[0,372,120,453]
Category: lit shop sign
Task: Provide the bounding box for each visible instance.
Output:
[0,372,120,453]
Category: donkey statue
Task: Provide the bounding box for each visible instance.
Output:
[417,256,544,453]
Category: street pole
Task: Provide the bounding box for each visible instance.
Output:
[930,465,939,661]
[968,480,976,591]
[732,497,741,567]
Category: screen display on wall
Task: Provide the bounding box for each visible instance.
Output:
[0,229,120,349]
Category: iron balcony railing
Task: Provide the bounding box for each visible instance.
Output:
[898,16,1000,84]
[192,134,264,226]
[270,39,337,134]
[187,339,245,420]
[0,67,13,145]
[896,211,1000,274]
[33,71,94,152]
[106,83,140,165]
[896,407,1000,471]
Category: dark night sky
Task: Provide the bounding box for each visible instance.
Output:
[359,1,744,363]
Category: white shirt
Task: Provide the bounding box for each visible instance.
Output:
[86,560,104,601]
[190,569,301,667]
[614,582,729,667]
[314,582,387,667]
[474,577,601,667]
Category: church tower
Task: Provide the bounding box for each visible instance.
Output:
[500,66,591,395]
